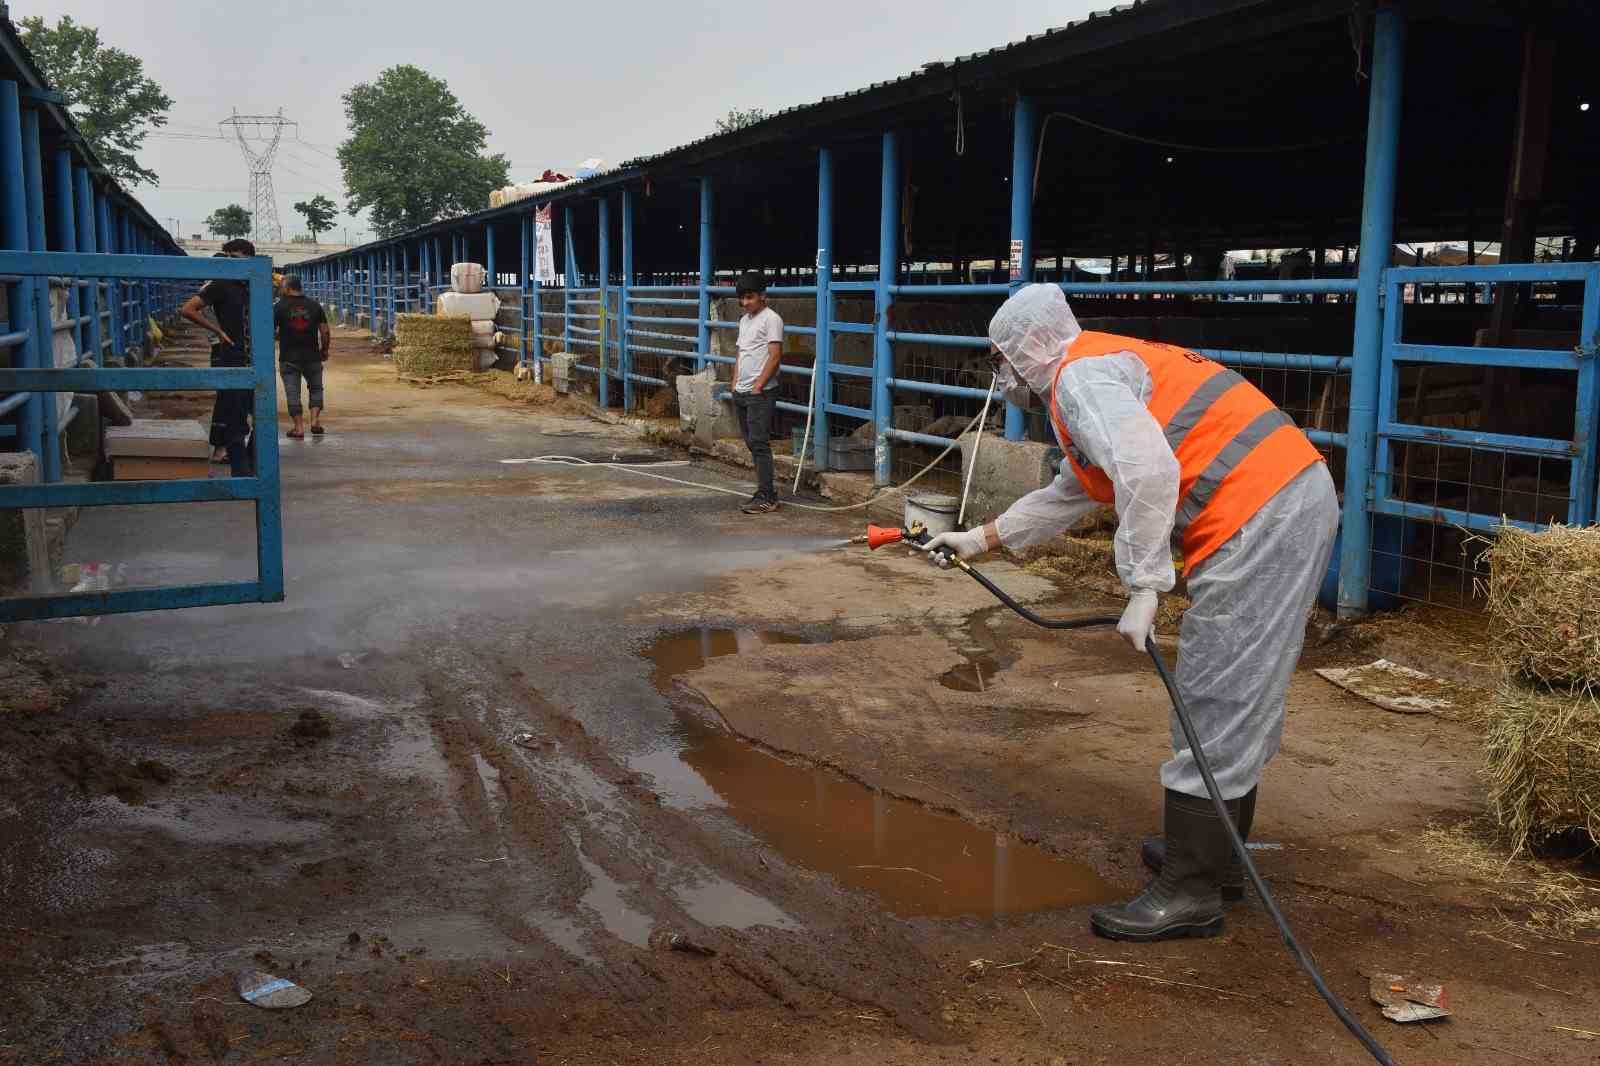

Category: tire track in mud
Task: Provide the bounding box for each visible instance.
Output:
[416,639,962,1042]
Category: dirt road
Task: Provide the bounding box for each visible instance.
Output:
[1,327,1594,1064]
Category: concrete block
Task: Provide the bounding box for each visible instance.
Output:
[955,432,1058,527]
[676,367,739,445]
[0,453,50,593]
[551,352,578,394]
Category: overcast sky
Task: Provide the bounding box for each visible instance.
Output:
[19,0,1105,244]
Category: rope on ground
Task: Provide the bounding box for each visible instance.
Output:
[499,409,985,514]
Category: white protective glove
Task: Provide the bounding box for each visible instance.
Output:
[1117,588,1158,652]
[920,527,989,569]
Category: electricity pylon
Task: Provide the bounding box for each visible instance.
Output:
[219,109,297,243]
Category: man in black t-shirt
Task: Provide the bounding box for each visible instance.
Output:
[180,239,257,476]
[273,275,330,439]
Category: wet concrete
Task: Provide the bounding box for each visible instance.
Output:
[646,627,1112,917]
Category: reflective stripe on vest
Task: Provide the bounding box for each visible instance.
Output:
[1047,331,1324,574]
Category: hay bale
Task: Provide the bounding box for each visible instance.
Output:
[395,313,474,355]
[393,345,477,376]
[1483,524,1600,691]
[1483,681,1600,852]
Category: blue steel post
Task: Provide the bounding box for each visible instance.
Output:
[96,193,123,364]
[74,167,103,368]
[1005,94,1037,441]
[0,80,45,467]
[813,147,834,469]
[873,130,900,485]
[367,251,378,334]
[563,208,577,355]
[400,244,410,315]
[1574,268,1600,523]
[697,176,712,371]
[621,188,634,410]
[384,246,395,334]
[1338,4,1405,619]
[52,150,81,356]
[534,209,547,376]
[598,197,611,408]
[22,112,56,480]
[486,224,496,296]
[246,256,284,602]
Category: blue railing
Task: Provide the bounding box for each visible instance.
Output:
[0,251,284,621]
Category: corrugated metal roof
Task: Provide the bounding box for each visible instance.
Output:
[303,0,1309,258]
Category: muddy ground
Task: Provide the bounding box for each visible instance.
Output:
[1,326,1596,1065]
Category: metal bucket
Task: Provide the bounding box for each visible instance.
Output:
[905,493,959,537]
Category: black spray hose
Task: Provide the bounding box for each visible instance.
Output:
[952,560,1399,1066]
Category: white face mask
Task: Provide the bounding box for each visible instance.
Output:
[994,360,1032,408]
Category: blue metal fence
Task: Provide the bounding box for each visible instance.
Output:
[0,251,284,621]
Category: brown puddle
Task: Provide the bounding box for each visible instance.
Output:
[648,628,1113,918]
[938,654,1002,692]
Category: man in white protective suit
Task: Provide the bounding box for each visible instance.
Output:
[923,284,1339,942]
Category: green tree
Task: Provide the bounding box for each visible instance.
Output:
[337,66,509,238]
[714,107,766,135]
[293,195,338,243]
[205,205,252,240]
[18,15,173,186]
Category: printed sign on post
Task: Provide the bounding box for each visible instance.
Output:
[536,205,557,284]
[1008,238,1024,281]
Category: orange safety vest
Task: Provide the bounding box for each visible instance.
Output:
[1048,331,1324,575]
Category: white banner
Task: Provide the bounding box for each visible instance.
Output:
[535,206,557,284]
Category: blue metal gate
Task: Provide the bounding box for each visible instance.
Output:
[0,250,283,621]
[1360,261,1600,603]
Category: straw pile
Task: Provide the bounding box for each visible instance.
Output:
[1483,682,1600,852]
[393,313,476,375]
[1479,524,1600,851]
[1482,524,1600,691]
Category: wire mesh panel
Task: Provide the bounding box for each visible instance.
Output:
[1369,262,1600,609]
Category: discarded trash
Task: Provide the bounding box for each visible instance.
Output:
[649,930,716,957]
[236,969,312,1009]
[1316,660,1455,715]
[1369,972,1449,1023]
[337,653,360,669]
[1246,842,1284,851]
[512,731,549,749]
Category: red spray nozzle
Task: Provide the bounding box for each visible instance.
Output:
[865,524,905,551]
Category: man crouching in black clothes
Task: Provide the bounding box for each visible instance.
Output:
[180,239,257,477]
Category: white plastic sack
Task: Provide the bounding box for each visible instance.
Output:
[469,320,496,337]
[450,262,486,294]
[477,350,499,370]
[436,291,499,319]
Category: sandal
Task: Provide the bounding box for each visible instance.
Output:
[287,429,304,440]
[310,425,325,435]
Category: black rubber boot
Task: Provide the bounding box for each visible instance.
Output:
[1140,786,1255,901]
[1091,789,1238,942]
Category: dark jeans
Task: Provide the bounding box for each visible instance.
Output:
[210,342,254,477]
[734,390,776,502]
[280,358,325,416]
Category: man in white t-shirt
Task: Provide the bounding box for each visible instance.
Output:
[732,271,784,514]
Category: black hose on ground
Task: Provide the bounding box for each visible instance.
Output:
[953,561,1400,1066]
